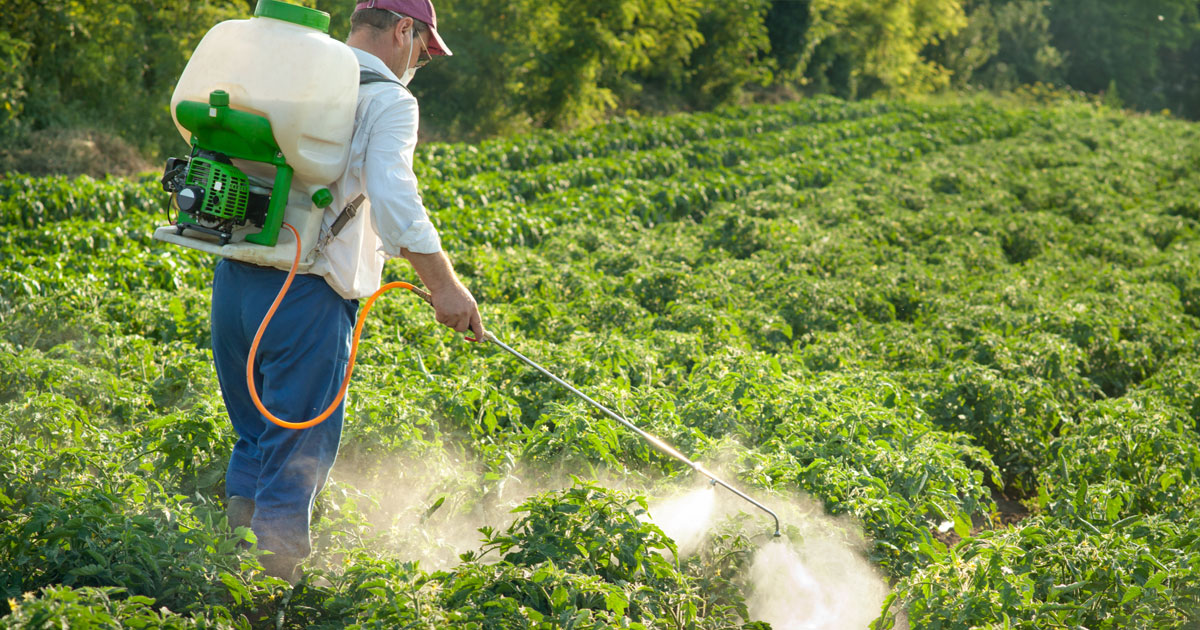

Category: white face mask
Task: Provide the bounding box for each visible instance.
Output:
[398,29,417,86]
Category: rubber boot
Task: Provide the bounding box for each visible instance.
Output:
[260,552,302,585]
[226,495,255,533]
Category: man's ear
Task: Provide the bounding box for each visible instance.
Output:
[394,16,413,43]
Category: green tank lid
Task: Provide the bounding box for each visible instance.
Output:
[254,0,330,33]
[311,188,333,208]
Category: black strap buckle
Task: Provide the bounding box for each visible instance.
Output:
[329,193,366,238]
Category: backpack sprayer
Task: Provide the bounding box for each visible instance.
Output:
[155,0,781,538]
[155,0,356,269]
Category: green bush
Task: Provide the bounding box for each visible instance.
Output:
[897,513,1200,629]
[1,586,243,630]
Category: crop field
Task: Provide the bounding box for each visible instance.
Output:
[2,95,1199,628]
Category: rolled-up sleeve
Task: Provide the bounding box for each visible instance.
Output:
[365,94,442,256]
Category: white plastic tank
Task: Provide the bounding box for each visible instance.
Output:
[170,0,358,188]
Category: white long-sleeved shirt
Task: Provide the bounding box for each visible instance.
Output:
[309,47,442,300]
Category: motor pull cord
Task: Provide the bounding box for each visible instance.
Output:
[245,222,429,430]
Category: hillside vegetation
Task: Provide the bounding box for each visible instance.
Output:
[2,96,1199,628]
[3,0,1198,169]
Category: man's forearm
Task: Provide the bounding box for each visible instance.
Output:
[400,249,459,292]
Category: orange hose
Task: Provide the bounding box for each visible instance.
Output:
[246,223,424,430]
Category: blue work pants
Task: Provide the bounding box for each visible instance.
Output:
[210,258,357,559]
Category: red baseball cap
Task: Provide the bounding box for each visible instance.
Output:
[354,0,452,56]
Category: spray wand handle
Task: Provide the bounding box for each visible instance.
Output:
[407,285,433,305]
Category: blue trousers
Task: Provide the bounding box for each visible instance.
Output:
[211,259,357,558]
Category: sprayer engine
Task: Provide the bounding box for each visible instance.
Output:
[161,149,271,246]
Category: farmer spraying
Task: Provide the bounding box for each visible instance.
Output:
[207,0,483,582]
[155,0,779,587]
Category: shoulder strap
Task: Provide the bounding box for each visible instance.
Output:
[359,68,409,93]
[323,69,406,249]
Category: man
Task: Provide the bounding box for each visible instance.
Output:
[211,0,481,582]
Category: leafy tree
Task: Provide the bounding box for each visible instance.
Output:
[764,0,812,81]
[517,0,661,128]
[406,0,554,139]
[681,0,774,108]
[8,0,1200,172]
[0,0,245,159]
[933,0,1064,90]
[1048,0,1200,113]
[0,32,31,144]
[1161,33,1200,118]
[415,0,713,137]
[799,0,967,97]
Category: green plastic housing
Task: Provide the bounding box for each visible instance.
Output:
[175,90,293,246]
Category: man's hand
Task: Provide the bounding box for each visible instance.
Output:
[431,280,484,336]
[400,249,486,338]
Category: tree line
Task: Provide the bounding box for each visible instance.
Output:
[1,0,1197,166]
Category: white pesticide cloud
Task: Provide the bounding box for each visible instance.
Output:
[329,450,899,629]
[646,472,898,630]
[644,485,718,556]
[746,537,894,630]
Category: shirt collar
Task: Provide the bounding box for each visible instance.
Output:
[351,47,402,84]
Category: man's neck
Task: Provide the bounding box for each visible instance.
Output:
[346,33,394,74]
